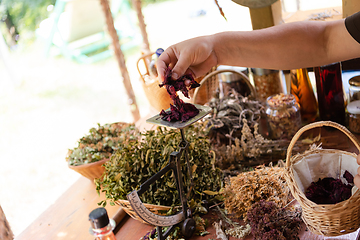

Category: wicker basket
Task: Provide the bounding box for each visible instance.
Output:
[115,199,173,225]
[137,52,172,112]
[192,69,256,104]
[285,121,360,236]
[188,66,218,105]
[68,157,109,181]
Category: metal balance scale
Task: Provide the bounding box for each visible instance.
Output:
[126,104,212,240]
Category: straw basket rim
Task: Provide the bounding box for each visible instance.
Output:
[285,121,360,236]
[115,199,177,225]
[68,157,109,169]
[192,68,256,104]
[68,157,109,181]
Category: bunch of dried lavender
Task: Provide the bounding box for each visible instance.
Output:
[247,200,302,240]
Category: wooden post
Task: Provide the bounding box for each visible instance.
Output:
[132,0,151,53]
[342,0,360,18]
[99,0,140,122]
[0,205,13,240]
[249,0,283,30]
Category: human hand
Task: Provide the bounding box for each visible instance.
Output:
[156,35,218,84]
[354,155,360,190]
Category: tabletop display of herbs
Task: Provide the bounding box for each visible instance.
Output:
[95,122,223,208]
[217,165,303,240]
[66,122,138,166]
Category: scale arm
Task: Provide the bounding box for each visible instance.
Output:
[127,190,185,226]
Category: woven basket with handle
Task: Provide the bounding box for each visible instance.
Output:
[137,51,173,112]
[285,121,360,236]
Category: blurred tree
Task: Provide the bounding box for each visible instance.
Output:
[0,0,55,44]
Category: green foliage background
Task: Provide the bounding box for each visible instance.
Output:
[1,0,55,34]
[0,0,169,44]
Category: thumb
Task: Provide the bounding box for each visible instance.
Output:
[171,55,192,80]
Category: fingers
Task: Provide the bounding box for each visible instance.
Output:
[355,155,360,189]
[156,49,174,83]
[355,173,360,190]
[171,50,192,80]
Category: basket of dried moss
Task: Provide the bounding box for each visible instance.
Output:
[285,121,360,236]
[95,123,223,224]
[66,122,138,180]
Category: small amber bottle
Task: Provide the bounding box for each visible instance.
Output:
[290,68,318,123]
[89,208,116,240]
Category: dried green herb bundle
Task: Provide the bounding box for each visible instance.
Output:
[66,122,137,166]
[213,119,320,173]
[95,123,223,207]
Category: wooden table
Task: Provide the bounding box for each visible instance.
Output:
[17,124,360,240]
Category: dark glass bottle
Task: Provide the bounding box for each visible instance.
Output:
[314,62,346,125]
[89,207,116,240]
[290,68,318,123]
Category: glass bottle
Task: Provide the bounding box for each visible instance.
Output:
[89,207,116,240]
[290,68,318,123]
[348,75,360,102]
[265,93,302,140]
[346,76,360,133]
[346,100,360,133]
[314,62,346,125]
[149,48,164,78]
[251,68,283,103]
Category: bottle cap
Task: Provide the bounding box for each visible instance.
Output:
[349,75,360,87]
[89,207,109,229]
[155,48,164,57]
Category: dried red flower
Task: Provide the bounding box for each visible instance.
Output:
[305,171,354,204]
[159,68,200,122]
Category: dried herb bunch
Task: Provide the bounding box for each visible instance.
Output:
[206,89,264,146]
[221,165,292,220]
[66,122,137,166]
[95,123,223,207]
[213,118,319,173]
[247,200,302,240]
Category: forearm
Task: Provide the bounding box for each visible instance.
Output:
[212,20,359,70]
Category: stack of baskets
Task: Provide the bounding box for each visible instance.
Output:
[285,121,360,236]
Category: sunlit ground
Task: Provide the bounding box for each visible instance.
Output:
[0,0,341,236]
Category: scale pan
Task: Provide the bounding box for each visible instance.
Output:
[146,104,212,129]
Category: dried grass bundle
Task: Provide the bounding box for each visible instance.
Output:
[222,165,292,220]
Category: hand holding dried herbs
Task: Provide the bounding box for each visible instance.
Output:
[66,122,137,166]
[95,123,223,207]
[159,68,200,122]
[247,200,302,240]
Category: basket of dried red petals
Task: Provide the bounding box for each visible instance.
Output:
[285,121,360,236]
